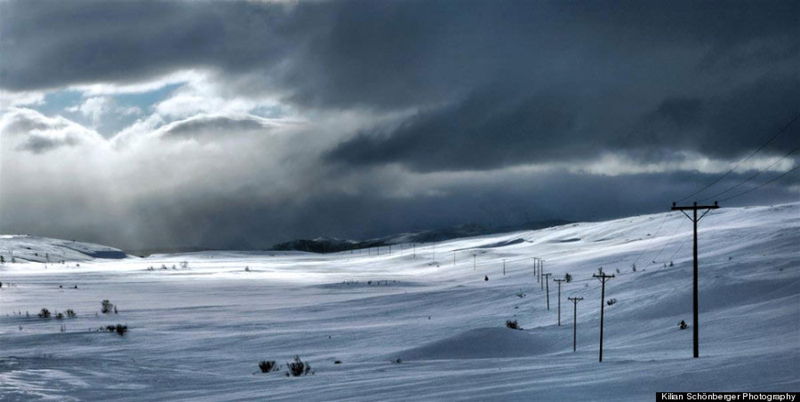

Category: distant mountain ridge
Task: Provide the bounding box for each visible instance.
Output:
[271,220,571,253]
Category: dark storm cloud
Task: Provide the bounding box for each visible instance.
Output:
[327,75,800,172]
[325,87,585,172]
[1,0,799,251]
[4,1,798,104]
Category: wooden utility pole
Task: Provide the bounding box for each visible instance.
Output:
[553,278,566,326]
[542,273,552,309]
[413,243,416,259]
[593,272,615,362]
[503,259,506,276]
[539,259,545,285]
[568,297,583,351]
[473,253,476,270]
[540,268,545,291]
[671,201,719,358]
[533,258,539,283]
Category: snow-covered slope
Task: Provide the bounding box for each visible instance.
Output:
[0,203,797,401]
[0,235,129,263]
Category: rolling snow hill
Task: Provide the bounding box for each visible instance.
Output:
[0,235,129,263]
[0,203,797,401]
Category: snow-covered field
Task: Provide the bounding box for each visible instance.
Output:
[1,203,798,401]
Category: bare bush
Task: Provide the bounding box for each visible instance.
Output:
[258,360,279,373]
[285,356,312,377]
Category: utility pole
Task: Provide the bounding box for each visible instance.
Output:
[553,278,566,325]
[593,272,615,362]
[533,258,539,283]
[672,201,719,358]
[542,273,552,309]
[453,250,456,266]
[540,268,545,291]
[539,259,545,285]
[413,243,416,259]
[503,259,506,276]
[473,253,476,270]
[568,297,583,352]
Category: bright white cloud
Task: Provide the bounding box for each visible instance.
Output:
[0,90,46,109]
[0,108,105,154]
[66,96,113,125]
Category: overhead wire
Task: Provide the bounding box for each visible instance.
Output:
[699,145,800,202]
[677,113,799,202]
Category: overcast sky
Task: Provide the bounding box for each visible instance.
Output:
[1,0,798,251]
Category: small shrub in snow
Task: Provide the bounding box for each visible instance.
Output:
[101,300,114,314]
[631,264,637,272]
[38,308,51,318]
[180,261,189,269]
[66,309,77,318]
[393,358,403,364]
[56,312,64,320]
[104,324,128,336]
[285,356,312,377]
[258,360,279,373]
[506,320,521,330]
[515,291,525,298]
[565,273,572,283]
[669,261,674,267]
[606,298,617,306]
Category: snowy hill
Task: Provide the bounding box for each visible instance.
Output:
[0,203,797,401]
[0,235,129,263]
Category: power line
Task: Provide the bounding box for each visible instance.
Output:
[651,217,688,263]
[677,113,800,203]
[699,145,800,202]
[631,212,672,268]
[669,235,691,261]
[719,164,800,202]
